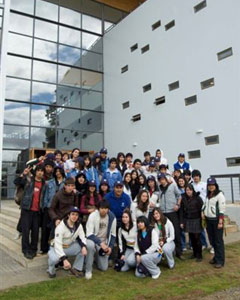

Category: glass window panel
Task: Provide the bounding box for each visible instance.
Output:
[81,132,103,152]
[3,125,29,149]
[81,0,102,19]
[56,86,80,108]
[79,111,103,133]
[82,14,102,34]
[6,77,30,101]
[9,13,33,36]
[4,101,30,125]
[34,39,57,61]
[31,104,56,127]
[59,26,81,48]
[58,45,81,66]
[81,50,103,72]
[58,65,81,87]
[35,20,58,42]
[7,55,31,79]
[103,5,123,24]
[56,107,80,130]
[56,129,81,150]
[36,0,58,21]
[33,60,57,83]
[32,82,56,104]
[104,21,113,32]
[8,33,32,56]
[2,150,22,162]
[82,32,101,52]
[30,127,56,148]
[81,69,102,91]
[1,162,20,199]
[60,6,81,28]
[10,0,34,15]
[81,90,102,111]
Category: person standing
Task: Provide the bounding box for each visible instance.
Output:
[102,157,122,191]
[173,153,192,173]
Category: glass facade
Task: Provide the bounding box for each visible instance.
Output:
[1,0,126,199]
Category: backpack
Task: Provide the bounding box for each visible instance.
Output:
[14,185,24,206]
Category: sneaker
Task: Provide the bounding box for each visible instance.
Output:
[215,264,223,269]
[69,268,84,278]
[152,270,161,279]
[202,245,206,250]
[24,252,33,260]
[182,247,187,252]
[209,259,215,265]
[13,232,22,240]
[85,272,92,280]
[210,247,215,254]
[49,272,56,278]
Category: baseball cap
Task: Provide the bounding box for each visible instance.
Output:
[100,148,108,154]
[88,180,96,186]
[114,181,123,187]
[207,177,217,185]
[157,173,167,180]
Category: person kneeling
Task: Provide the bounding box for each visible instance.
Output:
[135,216,161,279]
[85,200,116,280]
[48,207,87,278]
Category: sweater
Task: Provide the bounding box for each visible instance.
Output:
[153,218,175,243]
[134,228,159,255]
[203,191,226,220]
[118,225,137,255]
[130,201,149,223]
[159,183,181,213]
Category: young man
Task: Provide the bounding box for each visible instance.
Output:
[155,149,168,166]
[123,158,143,176]
[173,153,192,173]
[14,165,47,259]
[48,206,87,278]
[125,153,133,169]
[85,200,116,279]
[143,160,158,181]
[99,148,109,174]
[102,157,122,191]
[54,150,63,167]
[142,151,151,166]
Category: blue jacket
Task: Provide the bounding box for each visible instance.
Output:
[102,168,122,191]
[104,191,131,223]
[173,161,190,171]
[100,158,109,174]
[66,168,80,179]
[83,167,100,191]
[43,178,57,208]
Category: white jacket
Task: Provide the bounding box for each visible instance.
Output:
[118,225,137,254]
[203,191,226,219]
[192,181,207,203]
[134,228,159,254]
[54,219,86,259]
[131,201,149,223]
[154,218,175,243]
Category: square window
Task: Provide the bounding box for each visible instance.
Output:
[205,135,219,145]
[194,0,207,13]
[143,83,151,93]
[121,65,128,73]
[165,20,175,31]
[217,47,233,61]
[185,95,197,106]
[122,101,130,109]
[132,114,141,122]
[130,43,138,52]
[152,20,161,31]
[188,150,201,159]
[226,157,240,167]
[168,81,179,91]
[201,78,214,89]
[141,44,150,54]
[154,96,165,105]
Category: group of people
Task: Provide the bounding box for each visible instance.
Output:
[13,147,226,280]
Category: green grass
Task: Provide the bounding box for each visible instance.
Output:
[1,242,240,300]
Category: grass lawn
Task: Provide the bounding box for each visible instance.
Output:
[0,242,240,300]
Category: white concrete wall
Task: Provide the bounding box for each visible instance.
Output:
[103,0,240,181]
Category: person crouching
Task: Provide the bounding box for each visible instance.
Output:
[48,206,87,278]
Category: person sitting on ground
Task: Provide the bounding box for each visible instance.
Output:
[48,206,87,278]
[85,200,116,280]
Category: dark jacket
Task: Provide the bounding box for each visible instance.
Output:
[180,193,203,224]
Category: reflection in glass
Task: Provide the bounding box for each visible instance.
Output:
[81,50,103,72]
[56,86,80,108]
[81,132,103,152]
[82,90,103,111]
[104,5,123,24]
[56,107,80,130]
[6,77,30,101]
[33,60,57,83]
[82,14,102,34]
[82,32,100,52]
[8,33,32,56]
[31,104,56,128]
[59,26,81,48]
[58,45,81,66]
[81,69,102,91]
[104,21,113,32]
[34,39,57,61]
[10,0,34,15]
[32,82,56,105]
[3,125,29,149]
[58,65,81,87]
[2,150,22,162]
[9,13,33,36]
[35,20,58,42]
[1,162,20,199]
[36,0,58,21]
[7,55,31,79]
[30,127,55,148]
[56,129,81,150]
[60,6,81,28]
[81,0,102,19]
[4,101,30,125]
[79,111,103,133]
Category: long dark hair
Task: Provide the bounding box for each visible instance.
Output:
[130,169,139,183]
[99,181,110,197]
[84,185,99,207]
[137,216,150,232]
[151,208,166,240]
[117,152,125,165]
[207,183,221,198]
[71,148,80,159]
[185,183,198,199]
[121,208,134,231]
[83,155,92,169]
[53,166,65,182]
[177,176,187,189]
[136,190,149,212]
[146,177,157,192]
[123,172,131,189]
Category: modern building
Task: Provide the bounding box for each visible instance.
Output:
[0,0,239,200]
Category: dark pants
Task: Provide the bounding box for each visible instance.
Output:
[206,219,225,265]
[21,209,40,255]
[164,212,182,257]
[189,233,202,259]
[17,216,22,233]
[40,208,51,253]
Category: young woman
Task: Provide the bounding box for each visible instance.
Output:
[151,208,175,269]
[146,176,160,218]
[123,172,132,201]
[83,155,100,191]
[66,158,82,179]
[180,184,203,262]
[131,190,150,223]
[118,209,137,271]
[116,152,127,176]
[134,216,161,279]
[202,178,226,268]
[80,180,102,228]
[64,148,80,173]
[99,178,110,198]
[138,174,147,191]
[53,166,65,192]
[75,171,88,208]
[183,170,192,184]
[92,152,102,177]
[129,170,140,201]
[177,176,188,251]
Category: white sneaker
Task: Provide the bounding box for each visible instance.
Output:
[85,272,92,280]
[152,270,161,279]
[202,245,206,250]
[182,247,187,252]
[13,232,22,240]
[210,247,215,254]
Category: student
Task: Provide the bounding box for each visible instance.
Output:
[151,208,175,269]
[134,216,161,279]
[99,179,110,198]
[155,149,168,166]
[146,175,160,217]
[64,148,80,174]
[118,209,137,271]
[92,152,102,177]
[131,190,150,223]
[54,150,63,168]
[177,176,188,251]
[48,206,87,278]
[142,151,151,166]
[183,169,192,184]
[62,152,69,170]
[125,153,133,169]
[53,166,65,192]
[180,184,203,262]
[83,155,100,191]
[143,161,158,181]
[158,164,174,184]
[99,148,109,174]
[14,165,46,259]
[202,178,226,268]
[116,152,127,176]
[85,200,116,280]
[158,174,183,259]
[173,169,182,183]
[102,157,122,191]
[80,180,102,228]
[66,157,82,179]
[123,172,132,201]
[75,171,88,208]
[138,174,147,191]
[173,153,192,173]
[129,170,140,201]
